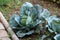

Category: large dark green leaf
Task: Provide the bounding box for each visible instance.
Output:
[16,30,34,37]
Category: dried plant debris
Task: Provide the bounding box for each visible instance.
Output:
[9,2,60,40]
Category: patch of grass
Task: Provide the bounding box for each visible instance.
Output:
[0,6,10,21]
[0,0,30,21]
[0,0,21,21]
[0,0,10,6]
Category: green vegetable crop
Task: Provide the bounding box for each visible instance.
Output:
[10,2,60,40]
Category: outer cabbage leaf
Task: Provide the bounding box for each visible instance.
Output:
[39,9,50,20]
[51,18,60,33]
[54,34,60,40]
[16,30,34,37]
[9,14,19,29]
[20,2,33,17]
[46,15,57,27]
[34,4,43,19]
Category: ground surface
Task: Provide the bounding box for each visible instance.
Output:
[0,0,60,40]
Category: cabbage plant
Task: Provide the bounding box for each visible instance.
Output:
[10,2,60,39]
[10,2,43,37]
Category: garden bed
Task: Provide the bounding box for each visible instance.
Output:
[0,0,60,40]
